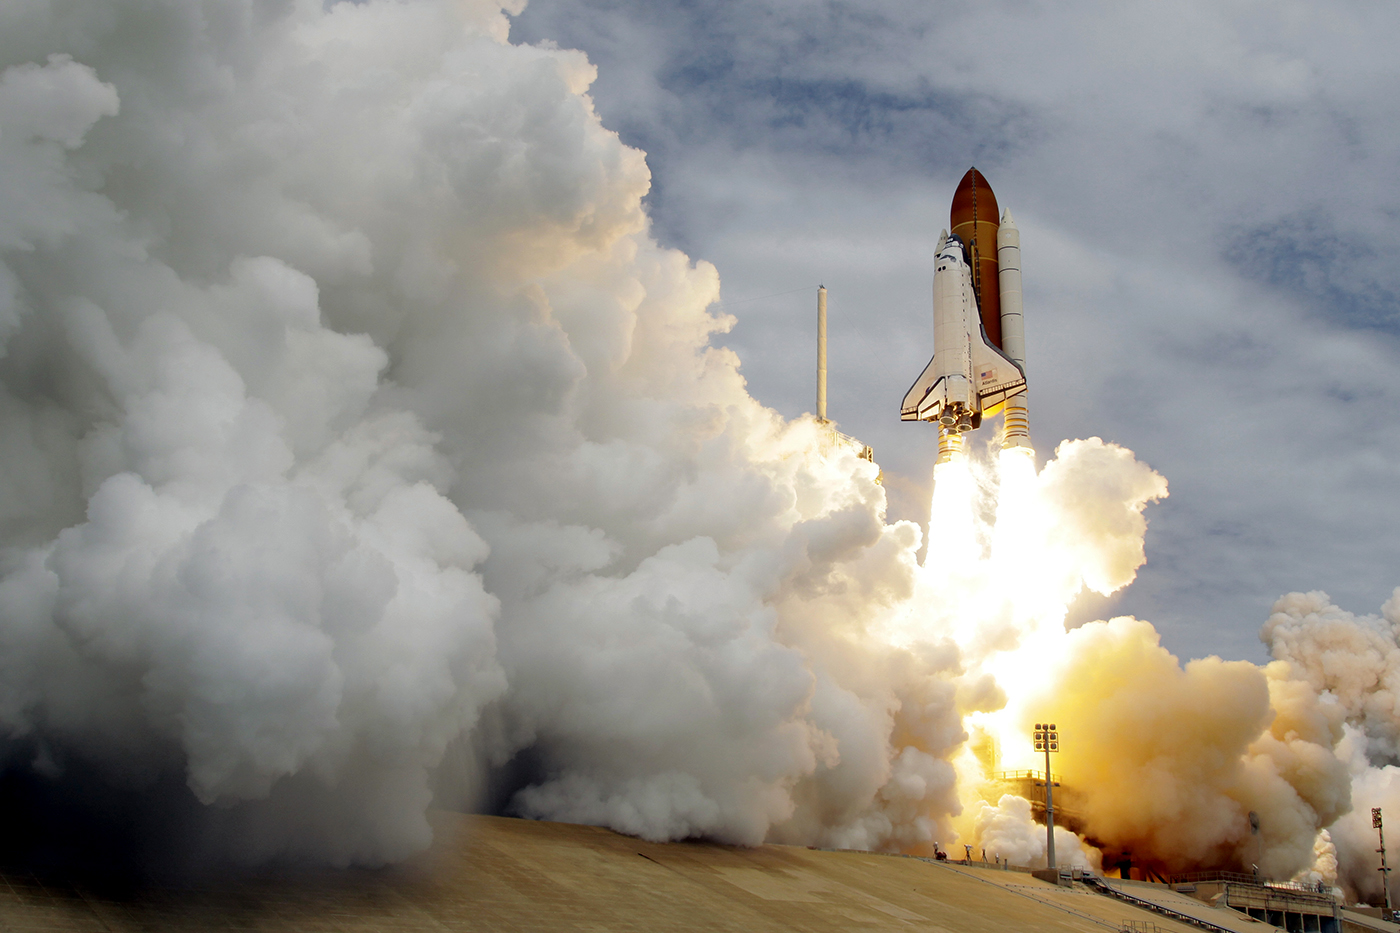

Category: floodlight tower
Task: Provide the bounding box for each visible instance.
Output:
[1034,722,1059,870]
[1375,808,1393,915]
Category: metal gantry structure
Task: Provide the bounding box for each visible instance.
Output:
[1034,722,1059,870]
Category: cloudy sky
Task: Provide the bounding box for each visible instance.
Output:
[509,0,1400,663]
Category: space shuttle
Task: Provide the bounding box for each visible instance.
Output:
[901,168,1031,463]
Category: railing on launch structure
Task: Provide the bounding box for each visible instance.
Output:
[842,434,875,464]
[814,424,880,481]
[1168,871,1333,898]
[1117,921,1162,933]
[990,770,1084,833]
[1161,872,1339,933]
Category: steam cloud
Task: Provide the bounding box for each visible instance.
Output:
[0,0,1394,903]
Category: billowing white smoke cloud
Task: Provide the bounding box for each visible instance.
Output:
[0,0,951,864]
[1293,829,1338,889]
[0,11,515,861]
[973,795,1098,870]
[0,0,1395,889]
[1264,592,1400,899]
[1265,590,1400,765]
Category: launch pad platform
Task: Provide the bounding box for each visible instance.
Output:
[0,813,1296,932]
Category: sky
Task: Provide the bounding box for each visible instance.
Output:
[510,0,1400,663]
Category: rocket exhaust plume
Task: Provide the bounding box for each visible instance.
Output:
[0,0,1393,902]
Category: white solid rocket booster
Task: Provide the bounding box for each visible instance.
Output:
[997,210,1031,452]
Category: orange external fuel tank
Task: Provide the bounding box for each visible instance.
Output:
[949,168,1002,349]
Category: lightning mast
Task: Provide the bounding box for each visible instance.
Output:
[816,286,828,422]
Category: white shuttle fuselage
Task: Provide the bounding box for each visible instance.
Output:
[901,233,1026,459]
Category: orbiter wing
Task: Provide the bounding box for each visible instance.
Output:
[900,357,944,421]
[901,325,1025,422]
[969,324,1026,417]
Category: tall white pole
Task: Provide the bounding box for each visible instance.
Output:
[1045,742,1057,871]
[817,285,828,422]
[1036,723,1058,872]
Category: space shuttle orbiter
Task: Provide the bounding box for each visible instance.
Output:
[901,168,1031,463]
